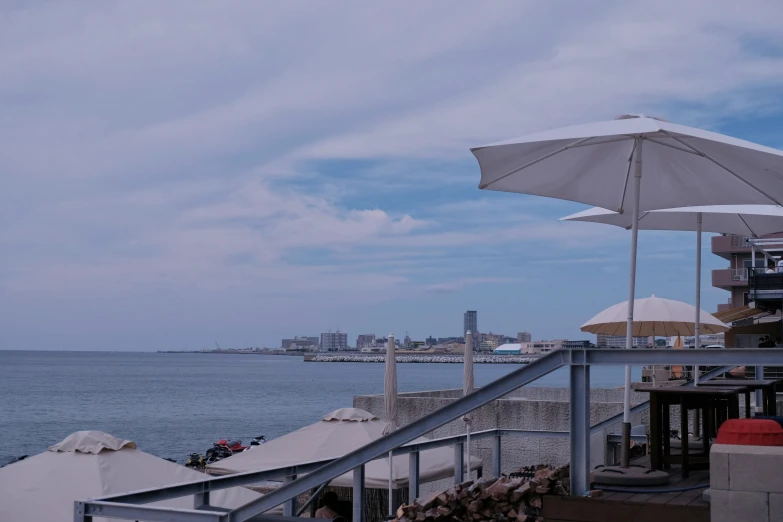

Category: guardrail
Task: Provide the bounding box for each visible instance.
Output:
[74,350,782,522]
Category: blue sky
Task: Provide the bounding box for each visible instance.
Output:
[2,1,783,351]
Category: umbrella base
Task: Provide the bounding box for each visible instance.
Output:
[592,465,670,487]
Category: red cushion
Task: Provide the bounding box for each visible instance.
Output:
[716,419,783,446]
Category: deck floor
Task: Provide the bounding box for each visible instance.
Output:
[599,455,710,508]
[542,455,710,522]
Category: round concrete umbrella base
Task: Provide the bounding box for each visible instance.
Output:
[592,465,671,487]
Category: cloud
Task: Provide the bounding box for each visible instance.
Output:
[1,1,782,348]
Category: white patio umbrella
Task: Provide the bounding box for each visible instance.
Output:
[561,204,783,380]
[462,330,474,474]
[383,334,397,517]
[473,114,783,467]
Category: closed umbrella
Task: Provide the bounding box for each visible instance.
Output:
[383,334,397,517]
[463,330,474,475]
[473,114,783,468]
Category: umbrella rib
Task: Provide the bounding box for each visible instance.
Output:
[660,130,783,206]
[617,139,638,212]
[479,136,597,189]
[737,214,759,238]
[645,137,702,156]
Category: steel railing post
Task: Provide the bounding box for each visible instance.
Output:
[408,451,420,501]
[491,434,501,478]
[283,473,296,517]
[453,442,464,484]
[569,359,591,497]
[194,490,210,509]
[353,464,365,522]
[73,502,91,522]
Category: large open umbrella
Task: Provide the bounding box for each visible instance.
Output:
[383,334,397,517]
[463,330,474,475]
[473,114,783,468]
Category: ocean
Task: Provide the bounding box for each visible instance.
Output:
[0,351,640,463]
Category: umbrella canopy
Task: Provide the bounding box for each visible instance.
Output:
[581,295,729,337]
[473,116,783,211]
[560,204,783,236]
[383,334,398,435]
[0,431,261,522]
[208,408,481,489]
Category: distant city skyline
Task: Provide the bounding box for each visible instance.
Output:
[3,3,782,351]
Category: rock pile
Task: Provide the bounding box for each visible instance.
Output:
[392,465,569,522]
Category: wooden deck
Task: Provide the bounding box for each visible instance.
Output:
[542,456,710,522]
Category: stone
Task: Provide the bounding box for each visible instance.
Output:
[770,492,783,522]
[710,450,729,491]
[729,449,783,493]
[710,489,769,522]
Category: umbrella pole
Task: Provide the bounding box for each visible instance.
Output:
[621,137,643,469]
[389,450,393,516]
[694,212,702,383]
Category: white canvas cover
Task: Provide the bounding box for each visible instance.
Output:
[473,116,783,212]
[581,295,729,336]
[209,408,482,488]
[0,431,261,522]
[560,204,783,236]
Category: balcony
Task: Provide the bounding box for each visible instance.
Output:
[712,268,749,290]
[749,269,783,306]
[712,235,751,259]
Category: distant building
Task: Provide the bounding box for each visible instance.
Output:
[320,332,348,351]
[494,343,522,355]
[562,340,592,349]
[479,339,500,351]
[438,336,464,345]
[464,311,478,338]
[425,336,437,346]
[596,334,650,348]
[282,336,318,349]
[517,331,532,343]
[403,333,412,348]
[356,334,376,349]
[519,340,567,354]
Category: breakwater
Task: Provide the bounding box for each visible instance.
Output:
[305,354,537,364]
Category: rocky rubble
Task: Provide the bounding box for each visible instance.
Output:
[392,465,569,522]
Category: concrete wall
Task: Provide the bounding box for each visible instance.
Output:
[711,444,783,522]
[354,387,651,498]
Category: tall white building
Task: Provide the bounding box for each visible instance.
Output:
[320,332,348,351]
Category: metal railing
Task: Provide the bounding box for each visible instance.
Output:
[732,268,748,281]
[731,235,751,248]
[74,349,783,522]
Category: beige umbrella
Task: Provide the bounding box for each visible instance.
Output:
[581,295,729,337]
[0,431,261,522]
[383,334,397,516]
[463,330,474,475]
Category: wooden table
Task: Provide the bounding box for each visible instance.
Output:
[637,386,745,478]
[698,379,779,417]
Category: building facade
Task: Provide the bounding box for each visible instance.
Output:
[561,340,592,349]
[463,311,478,337]
[517,331,532,343]
[281,336,318,349]
[712,233,783,313]
[596,334,650,348]
[356,334,376,349]
[320,332,348,351]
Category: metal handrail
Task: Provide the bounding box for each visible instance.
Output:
[75,350,783,522]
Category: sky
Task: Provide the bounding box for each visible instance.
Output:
[3,1,783,351]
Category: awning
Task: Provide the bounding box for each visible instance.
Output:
[714,305,769,324]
